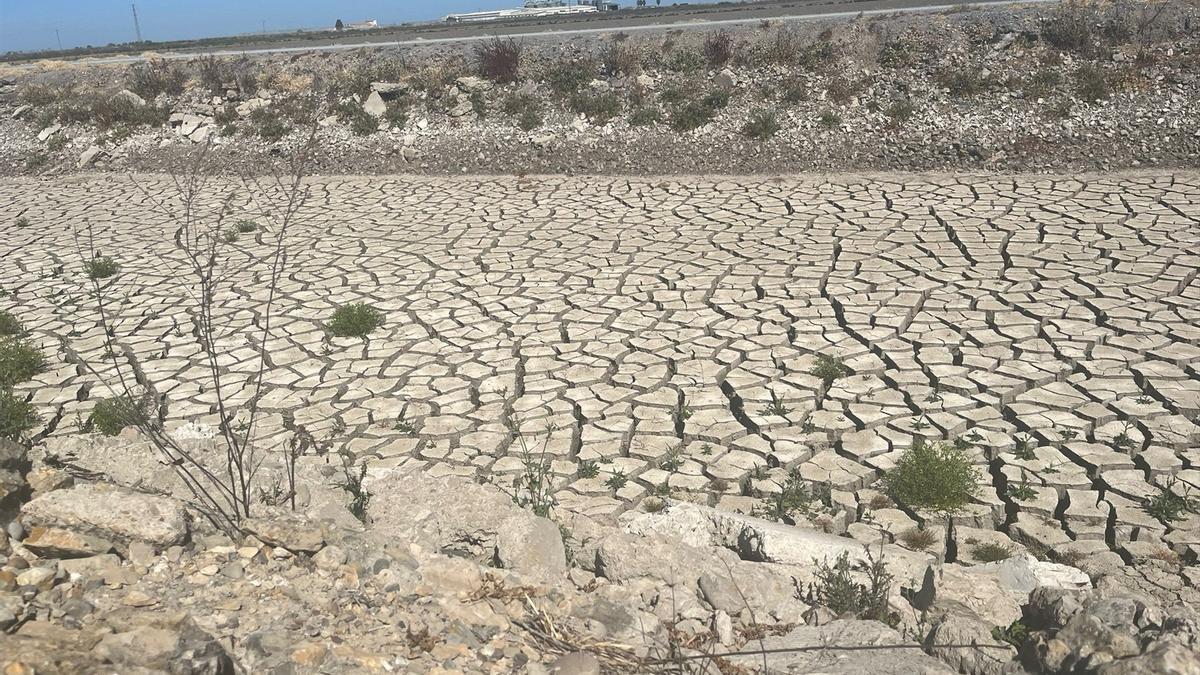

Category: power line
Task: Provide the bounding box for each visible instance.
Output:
[131,3,143,42]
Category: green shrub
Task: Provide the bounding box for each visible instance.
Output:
[89,394,150,436]
[329,303,385,338]
[754,469,829,523]
[938,69,995,98]
[334,100,379,136]
[384,101,409,129]
[703,31,735,67]
[818,110,842,129]
[629,106,662,126]
[570,91,621,125]
[807,546,896,625]
[128,60,189,99]
[826,77,861,105]
[503,93,543,130]
[780,77,809,104]
[884,439,981,515]
[666,47,705,73]
[51,93,171,131]
[0,388,39,442]
[992,620,1031,649]
[235,220,258,233]
[246,107,291,142]
[743,108,780,139]
[518,107,543,131]
[885,99,915,123]
[0,310,22,336]
[811,354,850,386]
[0,337,48,387]
[546,60,594,95]
[1074,64,1110,101]
[84,256,119,280]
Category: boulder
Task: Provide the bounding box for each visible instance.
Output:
[37,124,62,142]
[21,483,189,552]
[113,89,146,107]
[454,76,490,93]
[243,510,325,554]
[368,474,566,583]
[362,91,387,118]
[78,145,105,168]
[727,620,955,673]
[967,553,1090,594]
[22,526,114,558]
[370,82,407,97]
[715,68,737,92]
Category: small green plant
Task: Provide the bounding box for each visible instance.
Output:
[884,439,981,516]
[758,398,792,417]
[666,47,705,73]
[628,106,662,126]
[507,423,558,518]
[743,108,780,139]
[15,216,30,228]
[811,354,850,387]
[84,256,120,280]
[392,414,416,434]
[1058,427,1078,442]
[910,416,931,431]
[1112,421,1137,450]
[992,619,1030,649]
[754,468,827,523]
[1134,395,1154,405]
[644,497,666,513]
[0,310,22,336]
[1074,64,1110,101]
[235,220,258,233]
[660,447,683,473]
[89,393,151,436]
[1013,434,1036,460]
[605,470,628,491]
[653,480,672,497]
[805,545,896,625]
[545,60,593,95]
[246,107,291,142]
[970,542,1014,563]
[503,93,543,131]
[1008,477,1037,502]
[898,526,938,551]
[328,303,385,338]
[819,110,842,129]
[1144,478,1199,523]
[780,77,808,104]
[338,461,372,524]
[221,229,239,243]
[578,460,600,479]
[0,337,48,388]
[384,101,409,129]
[0,388,40,441]
[670,100,717,132]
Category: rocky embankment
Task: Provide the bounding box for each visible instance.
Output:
[1,436,1196,674]
[0,1,1198,176]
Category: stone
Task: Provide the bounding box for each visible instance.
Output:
[78,145,104,168]
[370,82,407,96]
[26,467,74,494]
[363,91,387,118]
[713,610,734,646]
[15,566,56,590]
[37,124,61,142]
[715,69,737,91]
[968,553,1091,594]
[549,651,600,675]
[727,620,954,673]
[127,540,156,564]
[113,89,146,107]
[22,526,114,558]
[21,484,189,552]
[313,544,347,571]
[454,76,490,92]
[243,511,324,553]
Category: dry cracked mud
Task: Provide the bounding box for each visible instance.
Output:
[3,172,1199,562]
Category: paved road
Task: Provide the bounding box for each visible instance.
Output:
[73,0,1056,65]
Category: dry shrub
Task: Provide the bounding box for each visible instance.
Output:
[703,30,735,67]
[475,37,523,83]
[601,42,643,77]
[128,60,188,98]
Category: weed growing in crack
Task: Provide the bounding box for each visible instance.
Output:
[811,354,849,387]
[660,445,684,472]
[15,216,30,228]
[1112,421,1137,451]
[653,481,672,498]
[1013,434,1036,460]
[970,542,1014,563]
[1008,476,1038,502]
[753,468,830,523]
[1134,395,1154,405]
[991,619,1030,649]
[818,110,842,129]
[885,438,981,516]
[577,459,600,479]
[605,470,628,491]
[1058,426,1078,442]
[392,414,416,435]
[0,337,48,388]
[699,442,713,455]
[910,416,931,431]
[338,461,372,523]
[0,388,39,442]
[236,220,258,233]
[898,526,938,551]
[84,256,120,280]
[1144,477,1199,523]
[506,423,558,518]
[758,398,792,417]
[328,303,385,338]
[801,544,897,626]
[89,393,153,436]
[221,228,239,244]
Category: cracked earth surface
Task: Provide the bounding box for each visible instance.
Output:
[3,173,1199,562]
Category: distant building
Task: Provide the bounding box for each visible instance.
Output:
[445,5,598,23]
[337,19,378,30]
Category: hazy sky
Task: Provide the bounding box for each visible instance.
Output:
[0,0,641,54]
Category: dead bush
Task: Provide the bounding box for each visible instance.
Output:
[128,60,188,99]
[475,37,523,83]
[703,31,735,67]
[195,55,259,96]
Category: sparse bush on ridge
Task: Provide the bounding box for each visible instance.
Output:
[128,60,188,99]
[0,310,22,336]
[703,30,735,67]
[475,37,523,83]
[570,90,621,125]
[84,256,120,280]
[89,393,152,436]
[884,438,982,516]
[0,336,48,388]
[0,388,40,442]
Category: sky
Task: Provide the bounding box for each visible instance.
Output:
[0,0,646,54]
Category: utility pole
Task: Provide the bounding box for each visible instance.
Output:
[131,3,143,42]
[55,29,63,50]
